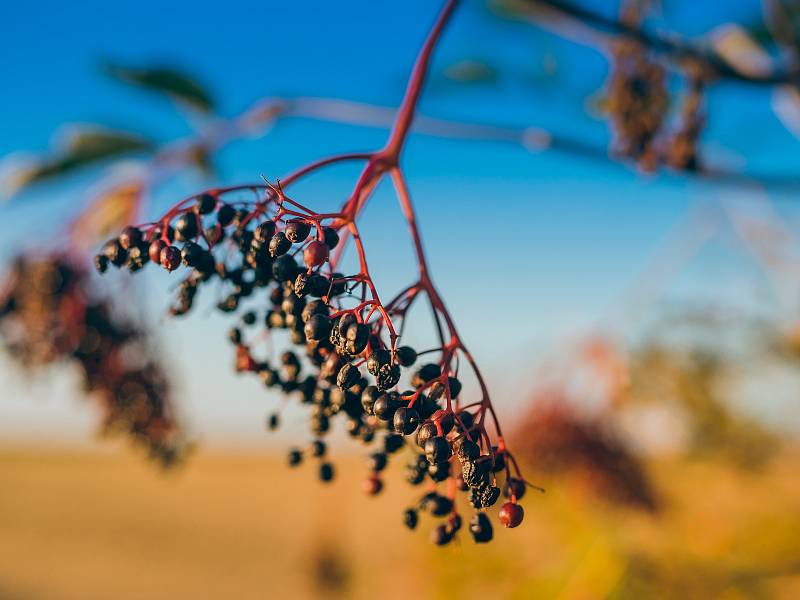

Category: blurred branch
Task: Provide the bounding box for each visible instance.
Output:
[6,95,800,204]
[271,97,800,189]
[502,0,800,84]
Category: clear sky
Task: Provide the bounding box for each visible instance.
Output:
[2,0,799,447]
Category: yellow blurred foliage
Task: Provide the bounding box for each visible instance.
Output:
[0,445,798,600]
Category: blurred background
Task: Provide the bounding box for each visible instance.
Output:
[2,0,800,598]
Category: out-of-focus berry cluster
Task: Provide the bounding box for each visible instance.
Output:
[513,401,657,511]
[606,36,707,173]
[607,38,670,170]
[0,255,187,467]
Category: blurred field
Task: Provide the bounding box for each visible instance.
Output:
[1,446,800,600]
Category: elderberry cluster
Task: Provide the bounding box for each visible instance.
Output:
[95,187,528,544]
[606,38,706,173]
[607,38,669,170]
[0,255,186,466]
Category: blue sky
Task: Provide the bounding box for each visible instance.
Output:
[2,0,800,446]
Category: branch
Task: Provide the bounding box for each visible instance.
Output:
[383,0,460,159]
[505,0,800,85]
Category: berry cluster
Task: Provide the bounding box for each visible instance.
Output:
[95,178,532,545]
[606,32,707,174]
[0,255,186,466]
[514,401,657,511]
[607,37,669,170]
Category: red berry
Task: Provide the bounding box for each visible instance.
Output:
[304,240,329,267]
[149,239,167,264]
[363,475,383,496]
[160,246,182,272]
[498,502,524,528]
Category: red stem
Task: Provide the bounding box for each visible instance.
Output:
[383,0,459,161]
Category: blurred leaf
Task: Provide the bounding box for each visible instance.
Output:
[185,144,215,177]
[709,23,774,78]
[772,85,800,139]
[444,60,499,84]
[103,62,215,113]
[61,127,154,161]
[1,127,153,198]
[71,180,144,247]
[761,0,800,50]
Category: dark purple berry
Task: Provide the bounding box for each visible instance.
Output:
[319,462,335,482]
[174,213,198,241]
[272,254,300,282]
[384,433,404,453]
[288,448,302,467]
[395,346,417,367]
[412,363,441,388]
[393,406,420,435]
[430,525,452,546]
[403,508,418,530]
[367,349,391,376]
[196,193,216,214]
[94,254,109,273]
[505,477,527,500]
[254,220,276,243]
[424,436,451,465]
[336,363,360,390]
[376,363,401,391]
[322,227,339,249]
[119,226,143,250]
[456,438,480,462]
[311,440,326,457]
[285,219,311,243]
[416,422,437,449]
[470,512,493,543]
[102,238,127,267]
[181,241,205,267]
[361,385,380,415]
[304,314,331,341]
[344,322,369,356]
[368,452,388,472]
[269,232,291,257]
[373,393,398,421]
[217,204,235,226]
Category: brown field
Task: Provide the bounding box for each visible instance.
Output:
[1,446,799,599]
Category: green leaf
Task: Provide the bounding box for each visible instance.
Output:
[1,127,154,195]
[62,127,154,161]
[103,62,215,113]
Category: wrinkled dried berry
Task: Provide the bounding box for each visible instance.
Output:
[424,436,451,465]
[285,219,311,243]
[336,363,360,390]
[269,232,291,257]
